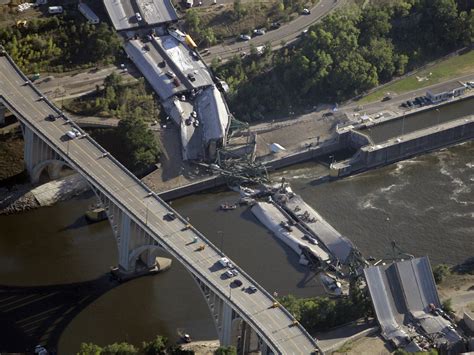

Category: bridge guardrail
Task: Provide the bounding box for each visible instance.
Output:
[1,51,320,353]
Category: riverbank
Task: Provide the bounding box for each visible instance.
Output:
[180,340,220,354]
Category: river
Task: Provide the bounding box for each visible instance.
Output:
[0,141,472,353]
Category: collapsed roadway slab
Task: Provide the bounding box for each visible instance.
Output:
[124,33,230,160]
[364,257,464,352]
[104,0,178,31]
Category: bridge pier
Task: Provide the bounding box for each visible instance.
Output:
[0,104,5,125]
[93,189,162,275]
[22,123,66,183]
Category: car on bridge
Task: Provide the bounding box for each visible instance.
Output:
[45,113,57,121]
[247,285,257,293]
[164,212,176,221]
[65,128,82,139]
[219,257,229,267]
[232,279,242,287]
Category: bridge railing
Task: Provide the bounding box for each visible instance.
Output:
[1,50,320,353]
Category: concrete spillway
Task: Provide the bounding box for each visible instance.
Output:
[251,201,331,264]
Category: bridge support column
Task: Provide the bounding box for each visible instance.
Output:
[22,123,64,183]
[93,192,161,275]
[219,301,233,346]
[0,104,5,125]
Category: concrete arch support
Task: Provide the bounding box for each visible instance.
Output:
[92,189,161,274]
[22,123,64,183]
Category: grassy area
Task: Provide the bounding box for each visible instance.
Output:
[358,50,474,104]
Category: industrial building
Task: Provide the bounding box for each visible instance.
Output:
[427,82,467,104]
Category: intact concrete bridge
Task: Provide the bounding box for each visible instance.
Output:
[0,48,321,354]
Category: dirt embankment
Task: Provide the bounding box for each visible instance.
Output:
[0,134,39,214]
[0,133,24,182]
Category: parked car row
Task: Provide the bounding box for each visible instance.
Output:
[401,95,431,108]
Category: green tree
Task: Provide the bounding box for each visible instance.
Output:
[433,264,451,284]
[78,343,102,355]
[102,342,138,354]
[233,0,245,19]
[215,346,237,355]
[117,110,160,171]
[442,298,454,315]
[141,335,168,355]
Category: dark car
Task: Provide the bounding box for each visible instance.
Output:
[407,100,414,107]
[164,212,176,221]
[247,285,257,293]
[45,114,56,121]
[187,73,196,82]
[381,95,392,102]
[232,279,243,287]
[270,22,281,29]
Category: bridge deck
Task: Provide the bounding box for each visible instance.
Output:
[0,54,320,354]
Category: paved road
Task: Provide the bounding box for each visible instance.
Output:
[204,0,344,63]
[0,53,320,354]
[344,73,474,117]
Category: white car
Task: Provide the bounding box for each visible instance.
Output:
[72,128,82,137]
[239,34,251,41]
[225,270,235,278]
[135,12,142,21]
[253,28,266,36]
[66,130,77,139]
[219,257,229,267]
[302,8,311,15]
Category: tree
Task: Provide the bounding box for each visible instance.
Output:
[233,0,245,19]
[433,264,451,284]
[78,343,102,355]
[442,298,455,315]
[215,346,237,355]
[116,109,160,171]
[141,335,168,355]
[101,342,138,354]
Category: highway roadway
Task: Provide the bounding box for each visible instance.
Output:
[0,53,320,354]
[204,0,344,63]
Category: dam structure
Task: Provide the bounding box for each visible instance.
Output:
[331,94,474,177]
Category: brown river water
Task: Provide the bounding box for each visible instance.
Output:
[0,141,472,353]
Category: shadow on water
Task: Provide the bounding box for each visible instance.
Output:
[58,215,89,232]
[0,274,121,353]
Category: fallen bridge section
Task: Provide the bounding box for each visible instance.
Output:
[365,257,463,352]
